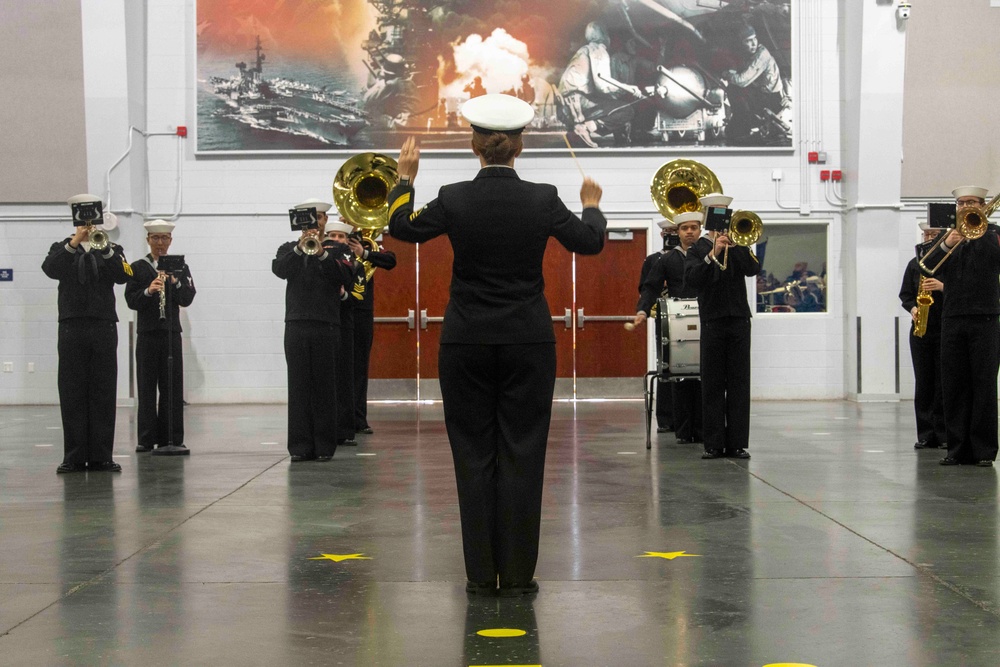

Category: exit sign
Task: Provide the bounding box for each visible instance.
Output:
[0,269,12,281]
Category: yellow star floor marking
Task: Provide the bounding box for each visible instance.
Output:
[308,553,372,562]
[476,628,527,638]
[637,551,701,560]
[470,665,540,667]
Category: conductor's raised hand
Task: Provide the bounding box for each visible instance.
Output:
[580,177,603,208]
[397,136,420,185]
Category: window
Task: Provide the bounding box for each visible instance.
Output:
[755,223,828,313]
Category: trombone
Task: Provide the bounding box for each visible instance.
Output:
[918,193,1000,275]
[718,210,763,271]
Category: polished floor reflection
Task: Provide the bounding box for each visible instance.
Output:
[1,401,999,665]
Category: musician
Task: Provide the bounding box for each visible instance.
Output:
[41,194,132,473]
[324,217,367,447]
[683,196,759,459]
[637,219,676,433]
[124,220,196,455]
[898,223,946,450]
[633,211,704,444]
[923,186,1000,467]
[272,199,358,462]
[345,231,397,435]
[387,94,607,596]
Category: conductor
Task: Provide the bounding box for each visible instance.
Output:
[387,94,607,596]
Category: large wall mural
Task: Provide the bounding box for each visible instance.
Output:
[196,0,792,152]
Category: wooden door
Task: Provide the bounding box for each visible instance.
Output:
[368,236,417,398]
[542,239,575,398]
[415,235,453,398]
[574,229,648,397]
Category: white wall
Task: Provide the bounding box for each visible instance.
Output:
[1,0,861,404]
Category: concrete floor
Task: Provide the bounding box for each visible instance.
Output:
[1,400,999,666]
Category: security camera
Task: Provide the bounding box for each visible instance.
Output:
[897,1,911,20]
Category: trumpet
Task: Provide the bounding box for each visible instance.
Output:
[919,192,1000,275]
[157,271,168,320]
[298,231,322,256]
[718,211,763,271]
[87,225,110,251]
[913,276,933,338]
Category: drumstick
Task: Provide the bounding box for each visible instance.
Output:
[624,321,636,331]
[562,133,587,179]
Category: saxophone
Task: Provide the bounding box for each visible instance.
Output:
[158,271,167,321]
[913,276,933,338]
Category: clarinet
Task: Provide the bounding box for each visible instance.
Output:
[158,271,167,320]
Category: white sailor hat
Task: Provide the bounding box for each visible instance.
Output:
[143,219,175,235]
[918,222,932,232]
[673,211,704,226]
[67,194,102,205]
[656,219,677,231]
[699,193,733,208]
[325,221,354,235]
[952,186,988,200]
[293,198,333,213]
[461,93,534,134]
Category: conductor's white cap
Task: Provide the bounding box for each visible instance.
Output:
[699,193,733,208]
[461,93,534,133]
[67,194,101,205]
[325,221,354,235]
[293,198,333,212]
[673,211,704,225]
[952,186,988,200]
[656,219,677,231]
[144,219,175,234]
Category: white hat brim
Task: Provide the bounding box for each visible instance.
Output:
[294,198,333,213]
[461,94,534,131]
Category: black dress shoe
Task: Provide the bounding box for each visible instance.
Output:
[152,445,190,456]
[728,449,751,459]
[498,580,539,597]
[939,457,961,466]
[465,581,497,596]
[676,436,695,444]
[290,454,314,462]
[358,427,374,435]
[89,461,122,472]
[315,455,332,462]
[341,439,358,446]
[976,460,994,467]
[914,440,932,449]
[135,444,153,453]
[56,463,86,474]
[701,449,724,459]
[656,426,673,433]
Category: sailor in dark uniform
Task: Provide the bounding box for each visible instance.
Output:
[41,194,132,473]
[272,198,358,462]
[637,219,676,433]
[324,217,368,447]
[634,211,704,444]
[683,195,759,460]
[125,219,196,455]
[923,186,1000,467]
[898,222,946,450]
[387,94,607,596]
[345,231,397,434]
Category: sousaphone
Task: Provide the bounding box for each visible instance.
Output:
[332,152,399,281]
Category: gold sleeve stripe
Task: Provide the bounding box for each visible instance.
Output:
[409,206,425,221]
[388,192,411,219]
[123,261,133,276]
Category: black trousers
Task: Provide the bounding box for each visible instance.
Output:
[284,321,339,458]
[700,317,751,453]
[336,306,355,441]
[909,329,945,446]
[941,315,1000,462]
[57,319,118,465]
[653,317,673,428]
[136,330,184,447]
[353,308,374,429]
[438,342,556,586]
[672,378,703,441]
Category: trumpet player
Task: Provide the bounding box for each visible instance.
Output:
[923,186,1000,467]
[42,195,132,473]
[273,199,359,462]
[898,222,945,450]
[125,220,196,455]
[684,195,759,460]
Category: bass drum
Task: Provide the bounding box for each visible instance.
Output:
[656,297,700,378]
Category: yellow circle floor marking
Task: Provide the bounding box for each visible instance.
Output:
[476,628,527,638]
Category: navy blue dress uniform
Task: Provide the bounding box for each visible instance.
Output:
[638,223,703,444]
[351,241,397,433]
[637,224,674,432]
[922,186,1000,466]
[41,195,132,473]
[124,220,196,455]
[898,249,946,450]
[684,224,759,459]
[388,94,607,595]
[272,200,358,461]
